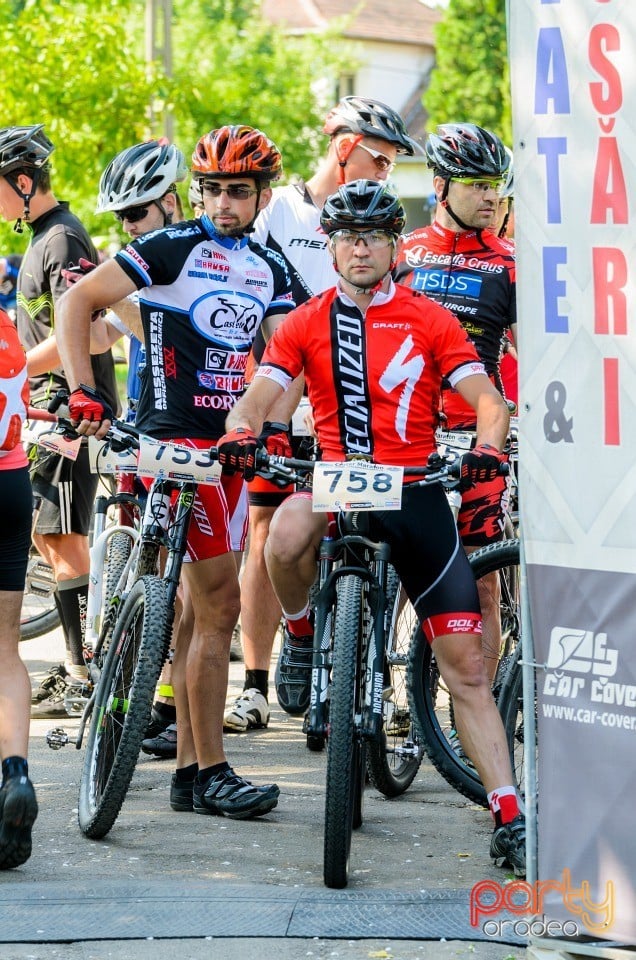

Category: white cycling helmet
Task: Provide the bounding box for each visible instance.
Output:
[96,138,187,213]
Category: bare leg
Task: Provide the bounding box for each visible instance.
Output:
[465,544,502,684]
[0,592,30,760]
[240,505,282,672]
[264,497,327,614]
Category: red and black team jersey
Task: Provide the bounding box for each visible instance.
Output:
[394,221,515,428]
[256,281,484,467]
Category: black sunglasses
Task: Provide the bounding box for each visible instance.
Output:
[114,205,151,224]
[200,182,258,200]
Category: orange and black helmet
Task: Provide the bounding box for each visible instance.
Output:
[191,125,282,182]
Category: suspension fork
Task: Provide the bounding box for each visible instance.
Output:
[361,543,391,739]
[307,537,338,738]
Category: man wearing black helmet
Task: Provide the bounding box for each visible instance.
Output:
[218,179,526,877]
[395,123,517,691]
[55,125,298,822]
[226,97,423,734]
[0,124,119,718]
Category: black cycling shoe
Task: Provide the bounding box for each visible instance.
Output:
[275,627,313,716]
[490,814,526,877]
[0,775,38,870]
[170,773,195,813]
[141,723,177,759]
[193,767,279,820]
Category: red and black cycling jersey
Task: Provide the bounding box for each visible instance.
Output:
[394,221,515,426]
[256,281,484,467]
[114,215,296,439]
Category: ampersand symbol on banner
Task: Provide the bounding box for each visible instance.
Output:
[543,381,574,443]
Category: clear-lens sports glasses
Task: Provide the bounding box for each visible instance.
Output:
[200,182,258,200]
[330,229,395,249]
[356,143,396,173]
[450,177,506,196]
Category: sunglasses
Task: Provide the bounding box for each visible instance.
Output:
[356,143,396,173]
[114,205,151,224]
[450,177,506,196]
[200,182,258,200]
[330,229,395,249]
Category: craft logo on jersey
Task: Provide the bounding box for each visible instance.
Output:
[190,290,263,349]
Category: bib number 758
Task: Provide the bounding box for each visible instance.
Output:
[312,461,403,512]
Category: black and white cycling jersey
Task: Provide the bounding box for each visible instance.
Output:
[115,214,296,439]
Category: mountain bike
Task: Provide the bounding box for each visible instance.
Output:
[30,405,220,839]
[257,450,467,889]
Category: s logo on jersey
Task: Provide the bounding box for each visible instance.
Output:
[190,290,263,348]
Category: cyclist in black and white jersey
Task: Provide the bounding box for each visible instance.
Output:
[55,126,298,822]
[224,97,424,735]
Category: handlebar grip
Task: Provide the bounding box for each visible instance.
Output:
[47,389,70,414]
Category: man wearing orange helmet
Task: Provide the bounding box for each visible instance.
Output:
[54,125,298,821]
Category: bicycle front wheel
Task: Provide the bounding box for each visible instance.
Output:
[78,576,170,839]
[20,549,60,640]
[366,579,423,797]
[407,539,521,807]
[324,574,364,889]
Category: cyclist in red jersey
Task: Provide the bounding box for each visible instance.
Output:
[55,126,299,822]
[227,96,424,734]
[218,180,526,877]
[394,124,516,682]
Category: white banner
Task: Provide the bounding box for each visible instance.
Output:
[510,0,636,945]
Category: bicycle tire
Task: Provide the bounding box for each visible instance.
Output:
[20,551,60,641]
[99,531,134,653]
[497,643,531,808]
[407,539,521,807]
[366,581,424,797]
[323,574,364,889]
[78,576,169,839]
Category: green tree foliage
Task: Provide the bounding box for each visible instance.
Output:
[0,0,348,252]
[423,0,511,146]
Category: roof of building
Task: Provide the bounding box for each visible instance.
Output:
[261,0,441,46]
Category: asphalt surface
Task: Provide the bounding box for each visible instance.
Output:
[1,625,530,960]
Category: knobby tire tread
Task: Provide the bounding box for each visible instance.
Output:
[324,574,363,889]
[78,576,169,838]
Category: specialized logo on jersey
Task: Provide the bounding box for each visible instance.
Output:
[379,335,425,442]
[331,302,373,457]
[411,268,482,300]
[190,290,263,349]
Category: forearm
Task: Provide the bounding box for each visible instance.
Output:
[262,374,304,426]
[26,337,62,377]
[55,287,98,389]
[225,378,284,435]
[110,298,143,341]
[475,392,510,451]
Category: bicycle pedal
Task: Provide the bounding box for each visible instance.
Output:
[46,727,72,750]
[63,681,93,716]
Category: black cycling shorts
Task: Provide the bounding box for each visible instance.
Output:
[0,466,32,591]
[30,441,98,537]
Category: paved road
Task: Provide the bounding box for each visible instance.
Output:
[1,626,529,960]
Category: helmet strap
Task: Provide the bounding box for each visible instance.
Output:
[335,134,363,185]
[7,169,40,233]
[153,199,172,227]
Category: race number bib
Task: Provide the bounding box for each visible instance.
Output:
[137,437,221,485]
[33,429,81,462]
[312,461,403,512]
[88,437,138,474]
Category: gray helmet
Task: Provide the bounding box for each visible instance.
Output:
[320,179,406,235]
[323,96,422,156]
[188,177,203,210]
[425,123,509,178]
[0,124,54,177]
[96,139,187,213]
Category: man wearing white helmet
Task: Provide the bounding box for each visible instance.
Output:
[225,97,423,735]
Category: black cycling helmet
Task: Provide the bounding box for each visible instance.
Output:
[96,139,187,213]
[320,179,406,236]
[0,124,55,231]
[425,123,509,179]
[323,96,422,156]
[0,124,54,177]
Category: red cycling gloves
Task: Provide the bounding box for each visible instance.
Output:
[217,427,259,480]
[217,421,292,481]
[68,384,114,425]
[458,443,506,491]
